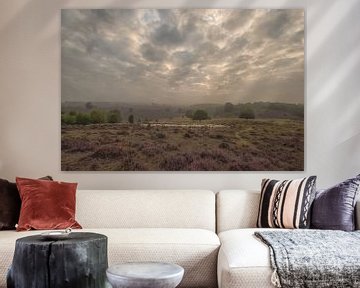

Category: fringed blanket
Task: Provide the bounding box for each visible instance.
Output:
[255,230,360,288]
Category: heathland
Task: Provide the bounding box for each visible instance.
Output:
[61,102,304,171]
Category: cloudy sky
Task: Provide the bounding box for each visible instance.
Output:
[61,9,304,105]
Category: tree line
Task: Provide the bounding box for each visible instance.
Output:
[186,107,255,120]
[62,106,256,125]
[61,110,123,125]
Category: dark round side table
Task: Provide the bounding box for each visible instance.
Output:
[7,232,108,288]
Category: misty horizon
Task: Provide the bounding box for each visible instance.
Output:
[61,100,304,106]
[61,9,304,105]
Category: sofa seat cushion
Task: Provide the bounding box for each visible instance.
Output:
[218,228,282,288]
[0,228,219,288]
[102,228,220,288]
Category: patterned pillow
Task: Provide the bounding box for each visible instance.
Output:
[257,176,317,229]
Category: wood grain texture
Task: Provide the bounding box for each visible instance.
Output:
[7,232,108,288]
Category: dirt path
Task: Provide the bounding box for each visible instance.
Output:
[140,123,227,128]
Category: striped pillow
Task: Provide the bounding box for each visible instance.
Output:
[257,176,317,229]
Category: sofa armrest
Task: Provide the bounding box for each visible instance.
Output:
[356,201,360,230]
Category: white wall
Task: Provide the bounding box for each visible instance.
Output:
[0,0,359,190]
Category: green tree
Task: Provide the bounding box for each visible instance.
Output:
[224,102,234,113]
[76,112,91,125]
[239,107,255,119]
[107,109,122,123]
[62,114,76,125]
[128,114,134,124]
[90,110,106,123]
[192,110,209,121]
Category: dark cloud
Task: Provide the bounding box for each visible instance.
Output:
[253,10,304,40]
[256,10,290,39]
[195,42,221,61]
[223,10,256,31]
[91,10,114,24]
[62,9,304,105]
[168,67,192,86]
[224,37,249,55]
[292,29,305,43]
[151,24,184,46]
[172,50,195,66]
[140,43,167,62]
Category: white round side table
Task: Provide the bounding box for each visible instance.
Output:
[106,262,184,288]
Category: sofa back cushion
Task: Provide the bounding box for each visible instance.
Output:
[216,190,260,233]
[217,190,360,233]
[76,190,216,231]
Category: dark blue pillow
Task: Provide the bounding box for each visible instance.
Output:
[311,175,360,231]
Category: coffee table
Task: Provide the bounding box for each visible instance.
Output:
[106,262,184,288]
[7,232,108,288]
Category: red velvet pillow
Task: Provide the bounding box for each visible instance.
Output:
[16,177,82,231]
[0,176,52,230]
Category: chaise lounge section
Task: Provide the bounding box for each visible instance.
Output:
[216,189,360,288]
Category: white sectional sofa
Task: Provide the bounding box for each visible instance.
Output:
[0,190,220,288]
[1,189,359,288]
[216,190,360,288]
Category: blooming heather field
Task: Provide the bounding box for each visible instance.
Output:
[61,118,303,171]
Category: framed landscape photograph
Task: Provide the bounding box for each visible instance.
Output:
[61,9,304,171]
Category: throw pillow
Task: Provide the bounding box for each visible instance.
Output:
[257,176,317,229]
[0,176,53,230]
[0,179,20,230]
[16,177,82,231]
[311,174,360,231]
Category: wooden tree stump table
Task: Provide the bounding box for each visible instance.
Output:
[7,232,108,288]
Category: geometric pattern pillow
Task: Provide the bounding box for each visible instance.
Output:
[257,176,317,229]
